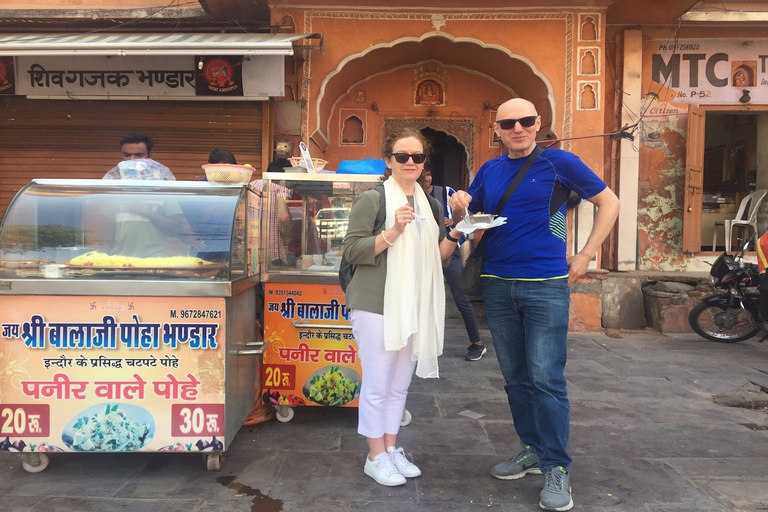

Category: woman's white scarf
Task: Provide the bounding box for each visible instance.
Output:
[382,177,445,378]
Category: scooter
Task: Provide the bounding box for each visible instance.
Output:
[688,234,768,343]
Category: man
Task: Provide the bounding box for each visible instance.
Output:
[102,132,182,256]
[250,158,294,266]
[449,98,620,511]
[103,132,175,180]
[418,169,486,361]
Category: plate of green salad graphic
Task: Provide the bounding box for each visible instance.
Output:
[302,365,361,406]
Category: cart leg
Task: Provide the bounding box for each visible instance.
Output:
[20,453,49,474]
[400,408,412,427]
[275,405,295,423]
[204,452,222,471]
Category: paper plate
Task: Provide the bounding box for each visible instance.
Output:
[455,216,507,234]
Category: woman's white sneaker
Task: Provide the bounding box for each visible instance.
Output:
[364,452,406,486]
[387,446,422,478]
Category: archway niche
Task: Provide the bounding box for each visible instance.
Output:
[342,115,364,144]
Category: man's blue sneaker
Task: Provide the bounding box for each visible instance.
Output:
[539,466,573,511]
[490,444,542,480]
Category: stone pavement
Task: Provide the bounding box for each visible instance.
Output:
[2,313,768,511]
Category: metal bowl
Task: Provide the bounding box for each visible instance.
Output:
[466,213,495,225]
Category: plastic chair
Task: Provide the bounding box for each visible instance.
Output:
[712,189,767,251]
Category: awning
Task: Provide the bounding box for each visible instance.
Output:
[0,32,315,56]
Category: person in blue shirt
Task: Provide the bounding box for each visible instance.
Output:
[449,97,619,512]
[418,169,485,361]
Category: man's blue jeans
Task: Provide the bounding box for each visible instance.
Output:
[482,277,572,471]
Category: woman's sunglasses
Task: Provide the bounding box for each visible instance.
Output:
[391,153,427,164]
[495,116,538,130]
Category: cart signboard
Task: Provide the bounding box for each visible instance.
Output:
[0,295,228,454]
[261,282,360,409]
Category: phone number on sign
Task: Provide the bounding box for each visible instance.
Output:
[176,310,222,319]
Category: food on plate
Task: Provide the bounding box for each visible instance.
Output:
[263,390,305,406]
[66,403,152,451]
[68,251,213,268]
[158,442,189,452]
[33,443,65,452]
[306,366,359,406]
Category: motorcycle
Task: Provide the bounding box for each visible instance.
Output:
[688,234,768,343]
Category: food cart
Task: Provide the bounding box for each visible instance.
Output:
[257,172,416,424]
[0,179,264,472]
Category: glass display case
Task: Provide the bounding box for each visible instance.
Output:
[0,179,264,471]
[256,172,382,283]
[0,179,261,289]
[255,172,383,423]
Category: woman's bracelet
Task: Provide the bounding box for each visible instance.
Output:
[446,232,460,243]
[380,231,395,246]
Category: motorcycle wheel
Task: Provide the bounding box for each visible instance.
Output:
[688,298,760,342]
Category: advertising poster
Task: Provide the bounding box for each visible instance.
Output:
[0,57,14,95]
[0,296,227,454]
[195,56,243,96]
[262,282,360,409]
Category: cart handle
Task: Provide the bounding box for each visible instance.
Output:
[236,341,267,356]
[291,321,353,331]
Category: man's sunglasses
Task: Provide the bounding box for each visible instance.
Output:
[496,116,538,130]
[391,153,427,164]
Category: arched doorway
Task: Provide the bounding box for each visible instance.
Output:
[308,35,554,174]
[420,127,465,191]
[383,118,474,188]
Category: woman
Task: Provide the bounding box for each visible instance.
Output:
[342,127,464,486]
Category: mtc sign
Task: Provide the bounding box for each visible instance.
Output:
[648,39,768,104]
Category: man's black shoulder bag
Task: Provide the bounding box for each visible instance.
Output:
[458,146,543,296]
[339,185,385,292]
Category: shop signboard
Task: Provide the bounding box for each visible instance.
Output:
[646,38,768,106]
[12,54,284,99]
[0,296,228,454]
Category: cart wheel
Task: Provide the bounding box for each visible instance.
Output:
[275,405,294,423]
[205,453,222,471]
[400,409,412,427]
[21,453,49,474]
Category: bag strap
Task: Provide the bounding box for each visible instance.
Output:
[473,145,543,254]
[373,185,386,232]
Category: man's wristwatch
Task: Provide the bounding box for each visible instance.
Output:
[446,232,460,243]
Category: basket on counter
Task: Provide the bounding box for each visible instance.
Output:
[202,163,254,184]
[288,157,329,172]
